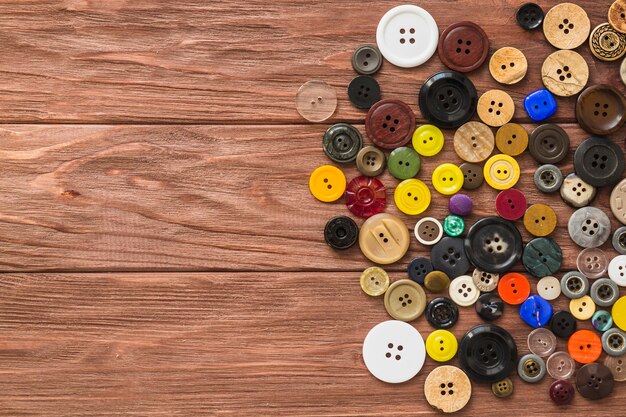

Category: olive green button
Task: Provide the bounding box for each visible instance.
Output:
[444,215,465,237]
[359,213,410,264]
[384,279,427,321]
[424,271,451,293]
[360,266,390,296]
[388,146,421,180]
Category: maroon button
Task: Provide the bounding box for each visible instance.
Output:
[549,380,575,405]
[495,188,527,221]
[576,84,626,135]
[345,176,386,218]
[438,21,489,73]
[365,99,415,150]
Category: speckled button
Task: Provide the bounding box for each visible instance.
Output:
[419,71,478,129]
[561,173,596,208]
[613,226,626,254]
[495,188,527,221]
[464,216,523,274]
[590,278,620,307]
[438,21,489,73]
[360,267,390,296]
[577,248,608,279]
[590,23,626,61]
[425,271,451,293]
[449,275,480,307]
[384,279,427,321]
[352,44,383,75]
[534,164,563,193]
[432,163,464,195]
[576,84,626,136]
[611,178,626,225]
[460,162,484,190]
[388,146,421,180]
[605,354,626,381]
[489,47,528,85]
[424,366,472,413]
[537,276,562,301]
[394,179,431,215]
[523,204,557,237]
[359,213,410,264]
[569,329,602,364]
[610,0,626,33]
[541,50,589,97]
[444,215,464,237]
[561,271,590,299]
[543,3,591,50]
[492,378,513,398]
[412,124,445,156]
[522,238,562,278]
[431,237,470,278]
[574,136,625,187]
[484,154,520,190]
[323,123,363,163]
[477,90,515,127]
[568,207,611,248]
[576,363,614,400]
[472,268,499,292]
[495,123,528,156]
[528,124,569,164]
[570,295,596,321]
[608,255,626,286]
[365,99,416,149]
[454,121,494,163]
[415,217,444,246]
[356,146,386,177]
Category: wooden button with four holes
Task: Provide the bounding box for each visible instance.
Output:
[477,90,515,127]
[543,2,591,50]
[541,50,589,97]
[424,366,472,413]
[495,123,528,156]
[453,121,494,162]
[523,203,557,237]
[489,47,528,85]
[384,279,427,321]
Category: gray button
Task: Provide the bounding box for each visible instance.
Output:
[323,123,362,163]
[517,353,546,383]
[352,44,383,75]
[534,164,563,193]
[590,278,620,308]
[560,173,596,208]
[567,207,611,248]
[613,226,626,255]
[561,271,589,299]
[602,328,626,356]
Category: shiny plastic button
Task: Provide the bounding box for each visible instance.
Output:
[568,207,611,248]
[365,99,415,150]
[415,217,443,246]
[492,378,513,398]
[324,216,358,250]
[609,255,626,286]
[498,273,530,305]
[522,237,562,278]
[528,124,569,164]
[449,275,479,307]
[438,21,489,73]
[570,295,596,320]
[384,279,427,321]
[537,276,561,301]
[592,310,614,332]
[589,23,626,61]
[477,89,515,127]
[576,363,614,400]
[359,213,410,264]
[394,179,431,216]
[360,267,390,297]
[534,164,563,193]
[423,366,471,413]
[459,324,517,383]
[483,154,520,190]
[426,330,458,362]
[464,216,523,274]
[431,238,469,278]
[352,44,383,75]
[517,353,546,383]
[551,311,577,339]
[541,50,589,97]
[549,380,575,405]
[568,329,602,364]
[309,165,346,202]
[449,194,473,216]
[460,162,484,190]
[495,123,528,156]
[560,172,596,208]
[425,271,451,293]
[590,278,620,307]
[495,188,527,221]
[426,297,459,329]
[605,354,626,381]
[614,297,626,330]
[388,146,421,180]
[561,271,589,299]
[453,121,494,163]
[356,146,386,177]
[347,75,381,109]
[489,47,528,85]
[523,204,557,237]
[547,351,576,379]
[475,293,504,322]
[577,247,608,279]
[543,3,591,50]
[408,257,433,285]
[345,176,386,218]
[528,328,557,357]
[611,178,626,225]
[576,84,626,136]
[419,71,477,129]
[517,3,544,30]
[296,80,337,122]
[472,268,499,292]
[412,124,444,156]
[323,123,362,163]
[432,163,464,195]
[574,136,625,187]
[520,295,553,328]
[613,225,626,254]
[524,89,557,122]
[443,215,464,237]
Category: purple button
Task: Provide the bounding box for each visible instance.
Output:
[449,194,473,216]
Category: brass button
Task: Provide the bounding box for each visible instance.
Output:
[491,377,513,398]
[360,267,390,296]
[477,90,515,127]
[424,366,472,413]
[543,3,591,50]
[453,121,495,163]
[359,213,410,264]
[384,279,427,321]
[541,50,589,97]
[489,47,528,85]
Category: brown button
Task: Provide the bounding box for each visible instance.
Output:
[609,0,626,34]
[365,99,415,150]
[495,123,528,156]
[424,270,451,293]
[438,21,489,73]
[523,203,557,237]
[415,217,444,246]
[541,50,589,97]
[576,362,614,400]
[477,90,514,127]
[576,85,626,135]
[424,366,472,413]
[611,178,626,225]
[561,173,597,208]
[528,124,569,164]
[590,23,626,61]
[453,121,494,163]
[489,47,528,85]
[460,162,484,190]
[492,378,513,398]
[543,3,591,50]
[604,354,626,381]
[384,279,427,321]
[359,213,410,264]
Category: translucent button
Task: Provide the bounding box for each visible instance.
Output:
[296,80,337,122]
[547,351,576,379]
[527,328,557,357]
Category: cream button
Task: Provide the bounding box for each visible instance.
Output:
[359,213,410,264]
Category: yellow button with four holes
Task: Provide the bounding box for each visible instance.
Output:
[308,165,346,202]
[412,125,445,157]
[483,154,520,190]
[426,329,458,362]
[394,179,431,215]
[432,163,463,195]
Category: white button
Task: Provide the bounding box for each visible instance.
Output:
[414,217,444,245]
[537,276,561,300]
[363,320,426,383]
[376,5,439,68]
[608,255,626,286]
[449,275,480,307]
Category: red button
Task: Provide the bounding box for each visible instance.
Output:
[498,272,530,305]
[365,99,415,150]
[495,188,527,221]
[438,21,490,73]
[345,176,386,218]
[568,330,602,364]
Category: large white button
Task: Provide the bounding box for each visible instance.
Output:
[362,320,426,383]
[608,255,626,286]
[449,275,480,307]
[376,5,439,68]
[537,276,562,300]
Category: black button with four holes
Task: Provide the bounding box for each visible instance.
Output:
[348,75,381,109]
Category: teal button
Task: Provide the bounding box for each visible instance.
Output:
[592,310,613,332]
[388,147,421,180]
[443,215,465,237]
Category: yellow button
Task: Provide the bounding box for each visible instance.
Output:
[613,296,626,331]
[570,295,596,321]
[412,125,444,157]
[432,163,463,195]
[359,213,410,264]
[309,165,346,202]
[483,154,520,190]
[426,329,458,362]
[394,179,431,215]
[360,266,390,297]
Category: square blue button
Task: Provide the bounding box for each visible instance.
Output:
[524,89,557,122]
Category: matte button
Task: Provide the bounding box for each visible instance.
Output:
[431,237,470,278]
[423,366,471,413]
[348,76,381,109]
[323,123,362,163]
[359,213,410,264]
[541,50,589,97]
[459,324,517,383]
[534,164,563,193]
[547,351,576,379]
[352,44,383,75]
[523,204,557,237]
[460,162,484,190]
[296,80,337,122]
[610,0,626,34]
[360,266,390,296]
[472,268,499,292]
[408,257,433,285]
[412,124,445,156]
[576,363,614,400]
[614,297,626,330]
[613,225,626,254]
[574,136,625,187]
[602,328,626,357]
[454,121,494,163]
[568,207,611,248]
[561,271,590,299]
[577,247,608,279]
[522,237,563,279]
[449,275,479,307]
[608,255,626,286]
[432,163,464,195]
[524,89,557,122]
[528,328,557,357]
[495,123,528,156]
[622,56,626,86]
[477,90,515,127]
[345,176,386,218]
[475,293,504,322]
[419,71,477,129]
[443,215,464,237]
[498,273,530,305]
[528,124,569,164]
[489,47,528,85]
[356,146,386,177]
[449,194,473,216]
[576,84,626,135]
[491,378,513,398]
[438,21,489,73]
[384,279,427,322]
[550,311,577,339]
[365,99,415,149]
[309,165,346,202]
[611,178,626,224]
[549,380,575,405]
[394,179,431,215]
[483,154,520,190]
[605,354,626,381]
[520,295,553,328]
[388,146,421,180]
[537,276,561,301]
[426,330,458,362]
[495,188,527,221]
[590,278,620,307]
[464,216,523,274]
[561,173,596,208]
[543,3,591,50]
[425,271,451,293]
[589,23,626,61]
[324,216,358,250]
[426,297,459,329]
[415,217,444,246]
[517,353,546,383]
[569,329,602,364]
[592,310,614,332]
[517,3,544,30]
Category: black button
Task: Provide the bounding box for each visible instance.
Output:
[426,297,459,329]
[550,310,577,339]
[522,237,563,278]
[459,324,518,383]
[347,75,381,109]
[323,123,363,163]
[431,236,470,277]
[528,124,569,164]
[324,216,358,250]
[407,257,433,285]
[475,293,504,322]
[516,3,544,30]
[574,136,625,187]
[464,217,523,274]
[419,71,477,129]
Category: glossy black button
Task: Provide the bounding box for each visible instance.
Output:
[475,293,504,322]
[576,363,614,400]
[522,237,563,278]
[528,124,569,164]
[426,297,459,329]
[431,236,470,277]
[516,3,544,30]
[574,136,625,187]
[419,71,478,129]
[464,217,523,274]
[324,216,358,250]
[347,75,381,109]
[407,257,433,285]
[459,324,518,383]
[550,310,577,339]
[323,123,363,163]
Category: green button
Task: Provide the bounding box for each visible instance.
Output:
[444,215,465,237]
[388,146,421,180]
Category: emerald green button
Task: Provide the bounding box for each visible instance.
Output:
[388,146,421,180]
[444,215,465,237]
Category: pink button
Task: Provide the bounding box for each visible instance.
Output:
[495,188,527,221]
[345,176,386,218]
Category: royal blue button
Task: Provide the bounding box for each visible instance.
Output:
[519,295,553,328]
[524,89,557,122]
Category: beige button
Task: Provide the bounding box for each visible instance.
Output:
[489,47,528,85]
[477,90,514,127]
[541,50,589,97]
[543,3,591,50]
[472,268,499,292]
[609,0,626,34]
[359,213,410,264]
[621,57,626,87]
[425,271,451,293]
[561,173,596,208]
[604,354,626,381]
[384,279,427,322]
[424,366,472,413]
[611,178,626,225]
[590,23,626,61]
[495,123,528,156]
[453,121,495,163]
[570,295,596,321]
[360,266,390,296]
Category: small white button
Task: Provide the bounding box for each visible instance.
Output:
[449,275,480,307]
[362,320,426,383]
[608,255,626,286]
[537,276,562,300]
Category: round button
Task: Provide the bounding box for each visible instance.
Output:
[577,247,608,279]
[352,44,383,75]
[576,84,626,135]
[464,216,523,274]
[543,2,591,50]
[491,378,513,398]
[459,162,484,190]
[362,320,426,383]
[570,295,596,321]
[449,275,479,307]
[614,226,626,254]
[472,268,499,292]
[359,213,410,264]
[495,188,527,221]
[443,215,464,237]
[517,353,546,383]
[432,163,463,195]
[610,0,626,34]
[517,3,544,30]
[483,154,520,190]
[408,257,433,285]
[475,293,504,321]
[477,90,515,127]
[415,217,443,246]
[549,379,575,405]
[426,297,459,329]
[388,147,421,180]
[347,76,381,109]
[296,80,337,122]
[458,324,517,383]
[426,330,458,362]
[528,328,557,357]
[534,164,563,193]
[547,351,576,379]
[495,123,528,156]
[431,237,470,278]
[590,23,626,61]
[523,204,557,237]
[541,50,589,97]
[356,146,386,177]
[376,5,438,68]
[498,273,530,305]
[324,216,358,250]
[568,207,611,248]
[551,311,577,339]
[609,255,626,286]
[528,124,569,164]
[394,179,431,215]
[345,176,386,218]
[622,56,626,86]
[592,310,614,332]
[590,278,620,307]
[366,99,415,149]
[561,172,596,208]
[611,178,626,224]
[574,136,625,187]
[561,271,590,299]
[309,165,346,202]
[323,123,362,163]
[423,366,471,413]
[419,71,477,129]
[412,124,444,156]
[520,295,553,328]
[605,354,626,381]
[537,276,561,301]
[454,121,494,163]
[576,363,614,400]
[425,271,451,293]
[438,21,489,73]
[614,297,626,330]
[449,194,473,216]
[569,329,602,364]
[360,267,390,296]
[489,47,528,85]
[384,279,427,322]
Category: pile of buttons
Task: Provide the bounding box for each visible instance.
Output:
[304,1,626,413]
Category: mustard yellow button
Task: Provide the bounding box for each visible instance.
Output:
[412,125,445,157]
[309,165,346,202]
[613,296,626,331]
[360,266,390,296]
[432,163,463,195]
[426,329,458,362]
[359,213,410,264]
[483,154,520,190]
[570,295,596,321]
[394,179,431,215]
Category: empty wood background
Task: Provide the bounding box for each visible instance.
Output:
[0,0,625,415]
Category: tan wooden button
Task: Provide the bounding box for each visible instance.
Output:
[495,123,528,156]
[523,203,557,237]
[541,50,589,97]
[543,3,591,50]
[453,121,495,163]
[477,90,515,127]
[609,0,626,34]
[561,173,596,208]
[359,213,410,265]
[425,270,451,293]
[424,365,472,413]
[590,23,626,61]
[611,178,626,225]
[360,266,390,297]
[384,279,427,321]
[489,47,528,85]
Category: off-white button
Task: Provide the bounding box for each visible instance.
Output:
[449,275,479,307]
[537,276,562,300]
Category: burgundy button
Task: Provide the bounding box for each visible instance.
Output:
[495,189,527,221]
[576,84,626,135]
[549,379,575,405]
[345,176,386,218]
[365,99,415,150]
[438,21,489,73]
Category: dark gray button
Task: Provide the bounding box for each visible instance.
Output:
[613,225,626,255]
[348,75,381,109]
[352,44,383,75]
[534,164,563,193]
[574,136,625,187]
[568,207,611,248]
[560,173,596,207]
[522,237,562,278]
[460,162,484,190]
[560,271,589,299]
[323,123,362,163]
[590,278,620,308]
[431,237,470,278]
[356,146,386,177]
[529,124,569,164]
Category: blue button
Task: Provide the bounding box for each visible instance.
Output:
[524,89,557,122]
[591,310,613,332]
[519,295,553,328]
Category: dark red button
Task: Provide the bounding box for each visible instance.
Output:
[495,189,527,221]
[365,99,415,150]
[345,176,386,218]
[549,380,575,405]
[438,21,489,73]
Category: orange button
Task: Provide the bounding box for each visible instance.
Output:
[497,272,530,305]
[567,330,602,364]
